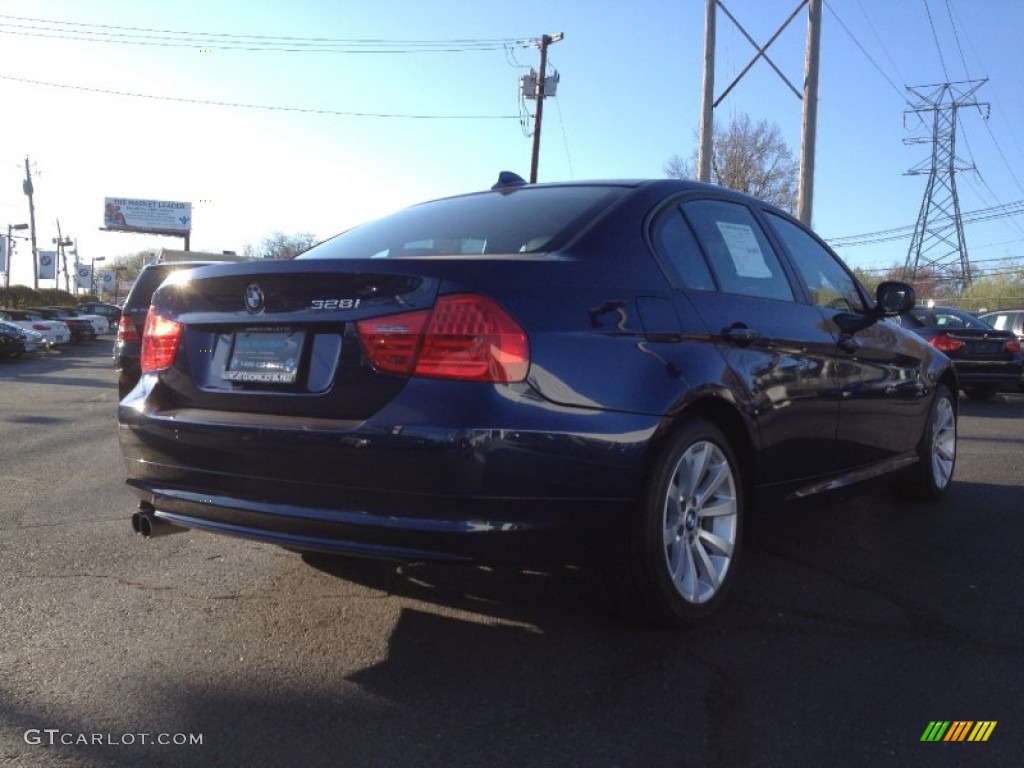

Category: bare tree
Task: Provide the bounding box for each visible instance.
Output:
[244,232,318,260]
[665,114,799,212]
[108,249,158,282]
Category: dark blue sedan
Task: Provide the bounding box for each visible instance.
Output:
[119,175,957,625]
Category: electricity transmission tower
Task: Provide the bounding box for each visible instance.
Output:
[903,79,988,291]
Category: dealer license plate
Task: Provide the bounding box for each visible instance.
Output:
[225,330,305,384]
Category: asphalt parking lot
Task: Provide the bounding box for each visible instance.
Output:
[1,341,1021,767]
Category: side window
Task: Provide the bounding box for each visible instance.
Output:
[681,200,794,302]
[650,207,715,291]
[986,313,1009,331]
[764,212,866,313]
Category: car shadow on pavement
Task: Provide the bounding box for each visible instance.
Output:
[6,478,1019,768]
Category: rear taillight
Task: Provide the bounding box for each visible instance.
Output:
[32,323,49,331]
[140,308,183,372]
[1005,339,1021,354]
[117,315,140,342]
[357,294,529,382]
[930,334,963,353]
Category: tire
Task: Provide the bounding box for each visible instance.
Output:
[898,384,956,501]
[963,386,996,401]
[609,419,744,627]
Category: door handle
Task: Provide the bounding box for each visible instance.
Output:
[722,324,761,346]
[838,335,860,354]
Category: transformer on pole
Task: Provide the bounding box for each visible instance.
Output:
[903,79,989,292]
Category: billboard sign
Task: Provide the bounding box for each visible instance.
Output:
[103,197,192,234]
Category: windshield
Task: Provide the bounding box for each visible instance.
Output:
[300,186,629,260]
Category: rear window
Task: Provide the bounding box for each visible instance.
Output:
[123,268,174,312]
[124,264,214,311]
[908,308,991,330]
[301,186,630,260]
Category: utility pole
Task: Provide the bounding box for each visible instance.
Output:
[797,0,822,224]
[696,1,821,223]
[23,157,39,290]
[528,32,563,184]
[698,0,716,182]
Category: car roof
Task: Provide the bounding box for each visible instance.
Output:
[143,260,219,269]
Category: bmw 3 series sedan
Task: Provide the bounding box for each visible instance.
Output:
[119,176,958,626]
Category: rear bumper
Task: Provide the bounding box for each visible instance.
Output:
[124,478,633,564]
[119,388,660,564]
[952,360,1023,390]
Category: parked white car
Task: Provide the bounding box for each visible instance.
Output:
[43,307,110,335]
[0,309,71,346]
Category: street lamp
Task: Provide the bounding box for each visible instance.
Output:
[4,223,29,289]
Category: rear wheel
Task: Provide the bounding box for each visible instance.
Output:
[610,419,743,626]
[899,384,956,501]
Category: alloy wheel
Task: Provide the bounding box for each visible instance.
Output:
[662,440,739,604]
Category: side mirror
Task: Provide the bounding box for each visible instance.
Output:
[833,280,916,335]
[874,281,916,316]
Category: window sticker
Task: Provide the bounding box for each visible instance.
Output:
[716,221,772,278]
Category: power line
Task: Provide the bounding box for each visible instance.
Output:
[827,199,1024,247]
[943,0,970,80]
[0,14,533,53]
[822,0,924,130]
[0,28,529,53]
[0,73,520,119]
[851,254,1024,277]
[850,0,908,92]
[922,0,950,81]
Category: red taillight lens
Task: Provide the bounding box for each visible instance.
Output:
[929,334,963,353]
[357,294,529,382]
[140,308,183,372]
[117,314,140,342]
[1005,339,1021,354]
[32,323,49,331]
[356,309,430,376]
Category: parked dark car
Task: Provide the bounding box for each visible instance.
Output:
[119,177,958,626]
[0,320,26,358]
[894,305,1022,399]
[979,308,1024,344]
[77,301,123,332]
[26,307,97,343]
[115,261,219,398]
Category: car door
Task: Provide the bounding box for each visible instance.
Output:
[651,196,843,485]
[761,211,931,466]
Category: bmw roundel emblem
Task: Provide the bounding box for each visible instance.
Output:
[244,284,265,314]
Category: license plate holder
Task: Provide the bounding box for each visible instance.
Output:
[224,329,305,384]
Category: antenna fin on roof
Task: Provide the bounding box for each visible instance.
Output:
[492,171,528,191]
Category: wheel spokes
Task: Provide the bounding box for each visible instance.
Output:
[662,439,739,605]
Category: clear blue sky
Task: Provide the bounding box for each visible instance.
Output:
[1,0,1022,288]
